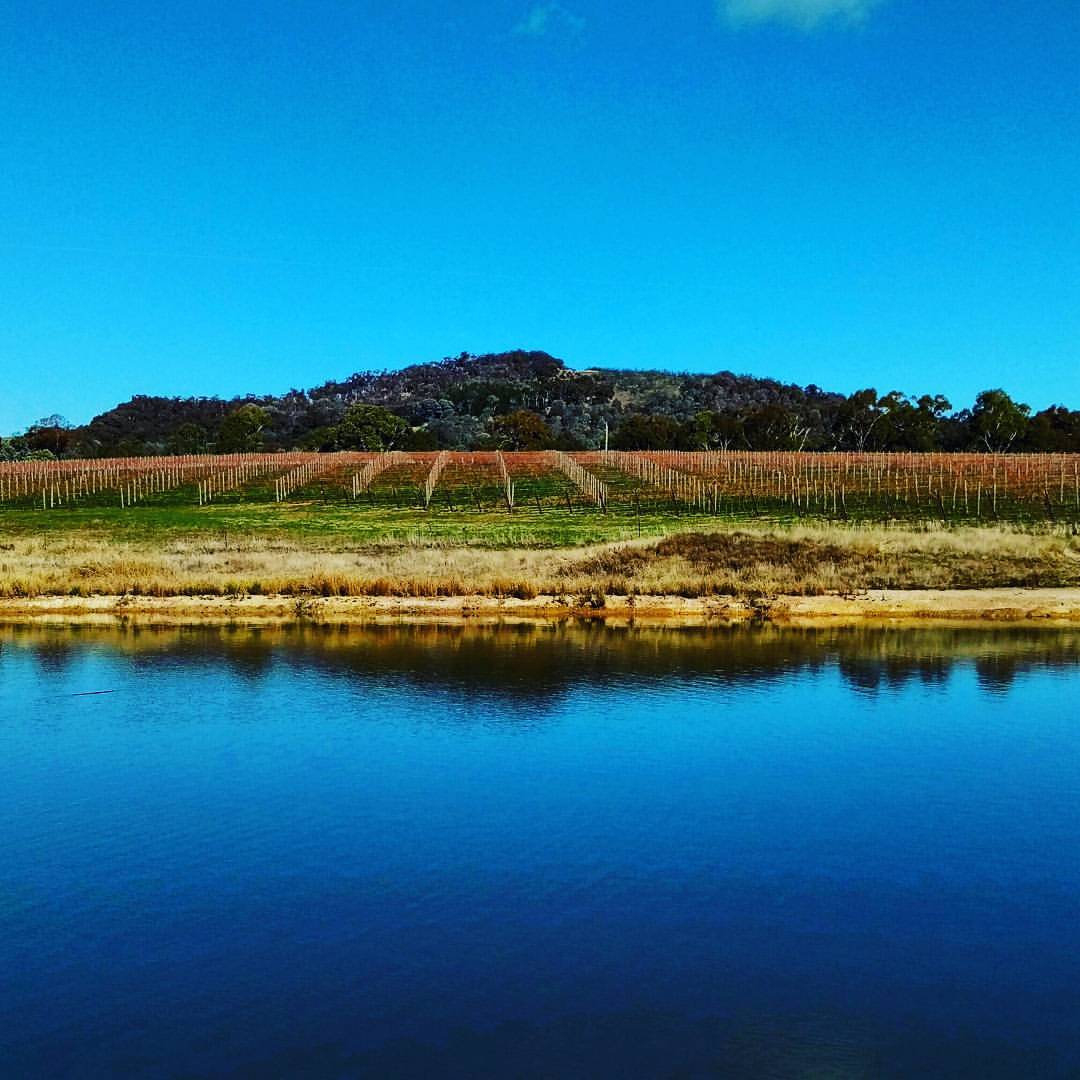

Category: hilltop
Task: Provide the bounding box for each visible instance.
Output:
[6,350,1079,458]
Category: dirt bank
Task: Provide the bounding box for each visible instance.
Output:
[4,589,1080,626]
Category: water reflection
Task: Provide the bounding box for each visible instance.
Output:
[3,623,1080,1077]
[3,622,1080,703]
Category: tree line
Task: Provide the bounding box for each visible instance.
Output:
[3,351,1078,459]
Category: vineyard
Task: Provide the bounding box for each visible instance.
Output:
[3,450,1080,525]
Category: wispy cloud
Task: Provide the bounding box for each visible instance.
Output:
[513,3,586,38]
[720,0,881,30]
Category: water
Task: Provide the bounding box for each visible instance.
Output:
[2,622,1079,1078]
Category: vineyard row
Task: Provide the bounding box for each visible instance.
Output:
[2,450,1080,522]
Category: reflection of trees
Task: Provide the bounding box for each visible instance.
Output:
[3,624,1079,704]
[838,649,962,694]
[974,655,1028,695]
[30,639,79,674]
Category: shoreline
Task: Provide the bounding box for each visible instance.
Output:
[4,588,1080,626]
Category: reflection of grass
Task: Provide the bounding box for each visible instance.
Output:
[1,507,1078,599]
[5,621,1080,697]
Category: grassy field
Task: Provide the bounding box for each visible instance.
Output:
[3,450,1080,602]
[2,498,1079,601]
[0,499,690,547]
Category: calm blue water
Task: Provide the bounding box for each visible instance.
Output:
[2,623,1079,1078]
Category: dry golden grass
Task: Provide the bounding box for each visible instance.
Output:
[1,522,1078,600]
[561,525,1080,597]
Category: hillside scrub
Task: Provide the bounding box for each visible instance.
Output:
[9,351,1080,459]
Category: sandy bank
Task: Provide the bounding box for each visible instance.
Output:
[3,589,1080,626]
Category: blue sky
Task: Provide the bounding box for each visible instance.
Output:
[1,0,1077,432]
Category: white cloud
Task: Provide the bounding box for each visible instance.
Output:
[514,3,586,37]
[720,0,881,30]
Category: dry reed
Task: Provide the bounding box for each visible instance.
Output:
[1,522,1078,601]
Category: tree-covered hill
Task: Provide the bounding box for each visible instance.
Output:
[5,350,1079,459]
